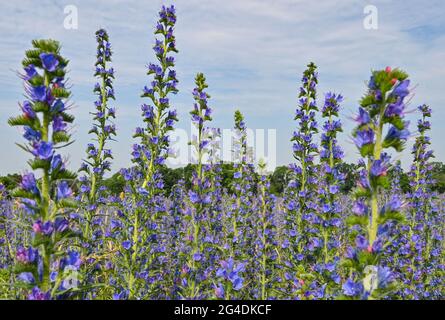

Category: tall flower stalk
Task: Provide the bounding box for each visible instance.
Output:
[181,73,213,298]
[119,5,178,299]
[315,92,345,297]
[402,104,442,298]
[79,29,116,239]
[138,5,178,195]
[8,39,79,299]
[282,62,319,298]
[343,67,411,299]
[255,159,278,299]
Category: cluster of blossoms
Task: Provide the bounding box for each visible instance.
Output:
[75,29,118,298]
[79,29,116,209]
[115,5,179,299]
[78,29,116,249]
[282,62,320,298]
[227,111,255,295]
[343,67,411,299]
[180,73,215,298]
[252,159,278,299]
[312,92,345,298]
[395,104,443,298]
[8,40,79,299]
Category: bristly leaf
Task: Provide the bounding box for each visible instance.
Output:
[8,115,33,127]
[52,87,70,99]
[28,158,50,171]
[53,131,71,144]
[32,39,60,53]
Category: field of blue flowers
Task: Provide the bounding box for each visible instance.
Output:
[0,5,443,300]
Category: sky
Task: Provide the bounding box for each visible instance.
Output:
[0,0,444,175]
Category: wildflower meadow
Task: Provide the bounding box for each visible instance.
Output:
[0,4,443,302]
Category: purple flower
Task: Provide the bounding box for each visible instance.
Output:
[122,240,131,250]
[21,173,39,195]
[23,126,41,142]
[355,235,369,251]
[52,115,67,132]
[342,279,363,297]
[60,251,82,269]
[189,190,200,204]
[354,129,374,148]
[370,159,388,177]
[193,253,203,261]
[28,287,50,300]
[392,80,410,99]
[50,154,63,170]
[385,100,405,118]
[352,200,368,216]
[18,272,35,284]
[233,277,243,291]
[308,237,321,251]
[24,64,38,80]
[30,85,51,102]
[55,217,69,233]
[33,141,54,160]
[40,53,59,72]
[356,107,371,125]
[51,99,65,112]
[385,125,409,142]
[21,101,36,119]
[33,220,54,236]
[377,266,394,288]
[56,181,72,200]
[16,247,37,264]
[215,284,225,298]
[381,196,402,214]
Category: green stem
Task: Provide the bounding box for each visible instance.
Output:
[40,72,51,292]
[369,110,384,246]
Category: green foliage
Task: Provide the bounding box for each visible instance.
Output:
[431,162,445,193]
[0,174,21,190]
[102,172,126,195]
[1,161,444,196]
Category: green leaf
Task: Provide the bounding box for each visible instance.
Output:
[28,158,50,170]
[32,39,60,53]
[52,87,71,99]
[58,198,77,209]
[8,115,33,127]
[60,112,75,123]
[53,131,71,144]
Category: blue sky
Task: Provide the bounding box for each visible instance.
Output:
[0,0,444,175]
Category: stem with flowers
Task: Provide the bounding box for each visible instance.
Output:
[342,66,411,299]
[9,39,79,299]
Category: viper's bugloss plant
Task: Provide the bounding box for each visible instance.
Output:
[342,67,411,299]
[282,62,319,298]
[254,159,278,299]
[181,73,214,298]
[8,39,79,299]
[226,110,255,297]
[136,4,178,194]
[118,5,178,299]
[314,92,345,298]
[400,104,443,299]
[79,29,116,226]
[76,29,117,300]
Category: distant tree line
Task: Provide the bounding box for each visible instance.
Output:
[1,161,444,197]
